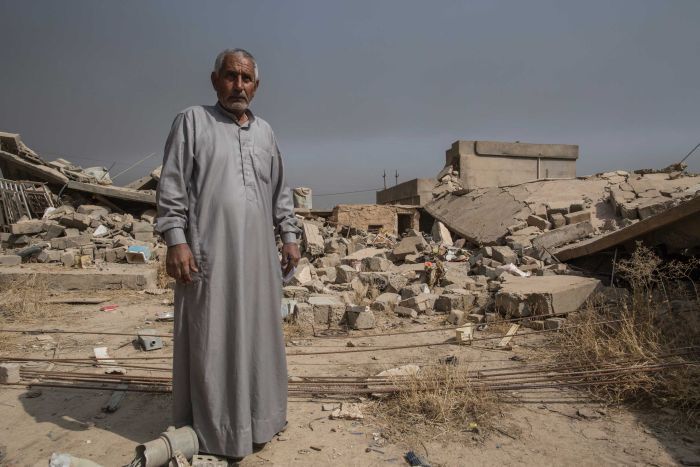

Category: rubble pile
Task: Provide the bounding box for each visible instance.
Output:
[0,203,163,267]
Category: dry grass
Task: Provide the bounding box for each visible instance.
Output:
[0,274,55,322]
[556,244,699,422]
[372,363,499,442]
[156,255,173,289]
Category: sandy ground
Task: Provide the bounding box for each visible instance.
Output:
[0,289,698,467]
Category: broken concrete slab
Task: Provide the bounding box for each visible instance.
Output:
[491,245,517,264]
[308,294,345,326]
[495,275,601,317]
[302,221,325,256]
[431,220,453,246]
[345,305,375,329]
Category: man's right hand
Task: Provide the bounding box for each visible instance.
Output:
[166,243,199,283]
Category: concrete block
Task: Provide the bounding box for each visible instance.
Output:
[392,235,427,260]
[0,363,20,384]
[283,286,311,302]
[546,202,570,216]
[619,202,639,220]
[131,220,154,233]
[302,221,325,256]
[370,292,400,312]
[636,197,675,220]
[59,213,91,230]
[544,317,567,330]
[564,210,591,225]
[308,295,345,326]
[133,231,155,242]
[10,220,44,235]
[51,234,93,250]
[492,246,517,264]
[61,251,76,267]
[400,283,428,300]
[36,250,62,263]
[466,313,485,324]
[336,264,358,284]
[532,221,594,252]
[313,253,340,269]
[527,214,550,230]
[0,255,22,266]
[316,266,337,283]
[345,305,375,329]
[362,256,392,272]
[435,293,470,313]
[77,205,110,217]
[399,293,438,314]
[43,223,66,240]
[549,212,566,228]
[431,221,453,246]
[447,309,466,325]
[289,264,314,286]
[395,306,418,318]
[385,273,409,293]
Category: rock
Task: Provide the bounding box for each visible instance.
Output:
[10,220,44,235]
[399,293,438,314]
[527,214,550,230]
[308,295,346,326]
[386,273,409,293]
[316,267,337,283]
[564,210,591,225]
[400,283,429,300]
[491,246,517,264]
[362,256,392,272]
[43,223,66,240]
[435,294,471,313]
[336,264,358,284]
[50,234,92,250]
[58,212,91,230]
[283,286,310,302]
[549,212,566,229]
[395,306,418,318]
[370,293,400,312]
[0,363,20,384]
[345,305,375,329]
[392,235,427,260]
[431,221,453,246]
[447,309,466,325]
[544,317,566,330]
[636,197,675,220]
[495,275,601,317]
[289,264,314,286]
[532,221,594,252]
[313,253,340,269]
[302,221,325,256]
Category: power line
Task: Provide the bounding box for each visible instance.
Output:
[313,187,383,197]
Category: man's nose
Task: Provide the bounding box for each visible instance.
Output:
[233,75,244,90]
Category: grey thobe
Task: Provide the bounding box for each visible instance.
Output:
[155,104,300,458]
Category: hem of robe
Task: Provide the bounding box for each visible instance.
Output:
[194,409,287,458]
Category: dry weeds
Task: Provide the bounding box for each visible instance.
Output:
[0,274,54,322]
[556,244,699,422]
[372,363,499,443]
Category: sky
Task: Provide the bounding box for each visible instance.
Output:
[1,0,698,209]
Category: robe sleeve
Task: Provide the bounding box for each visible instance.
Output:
[271,136,301,244]
[155,112,194,247]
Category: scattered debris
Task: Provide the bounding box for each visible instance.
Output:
[330,403,364,420]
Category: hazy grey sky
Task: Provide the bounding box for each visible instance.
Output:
[1,0,698,208]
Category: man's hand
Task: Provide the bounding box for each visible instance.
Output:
[281,242,301,275]
[166,243,199,283]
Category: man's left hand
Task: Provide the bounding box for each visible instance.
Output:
[281,242,301,275]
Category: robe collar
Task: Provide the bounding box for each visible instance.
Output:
[215,102,255,128]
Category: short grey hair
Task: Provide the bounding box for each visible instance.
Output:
[213,48,259,80]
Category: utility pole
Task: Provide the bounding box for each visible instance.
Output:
[382,170,387,190]
[394,170,399,186]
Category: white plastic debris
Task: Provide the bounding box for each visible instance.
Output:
[42,206,57,219]
[93,225,109,237]
[499,263,531,277]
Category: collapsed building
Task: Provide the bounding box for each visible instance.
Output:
[0,132,698,333]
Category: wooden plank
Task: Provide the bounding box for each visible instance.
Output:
[496,324,521,350]
[66,180,156,205]
[123,174,154,190]
[554,196,700,261]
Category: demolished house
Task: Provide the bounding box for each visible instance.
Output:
[0,131,698,332]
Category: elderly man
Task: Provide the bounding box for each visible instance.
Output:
[155,48,301,460]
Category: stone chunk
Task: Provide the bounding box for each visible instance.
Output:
[636,197,675,220]
[302,221,325,256]
[392,235,427,260]
[395,306,418,318]
[400,283,429,300]
[399,293,437,314]
[345,305,375,329]
[495,275,601,317]
[564,210,591,225]
[308,295,345,326]
[77,205,110,218]
[447,309,466,325]
[370,293,401,312]
[131,221,154,233]
[43,223,66,240]
[0,255,22,266]
[527,214,550,230]
[313,253,340,269]
[283,286,310,302]
[491,245,517,264]
[336,264,358,284]
[549,212,566,229]
[435,294,470,313]
[532,221,594,252]
[385,273,409,293]
[0,363,20,384]
[362,256,392,272]
[59,213,91,230]
[10,220,44,235]
[544,317,567,330]
[431,221,453,246]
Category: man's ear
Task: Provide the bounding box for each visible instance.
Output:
[254,79,260,92]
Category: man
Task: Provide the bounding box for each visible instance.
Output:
[155,48,301,460]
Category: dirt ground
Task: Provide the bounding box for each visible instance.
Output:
[1,287,699,467]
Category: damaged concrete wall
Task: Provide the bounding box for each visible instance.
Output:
[376,178,435,206]
[446,140,579,190]
[330,204,419,236]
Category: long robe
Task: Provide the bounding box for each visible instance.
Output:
[155,104,300,458]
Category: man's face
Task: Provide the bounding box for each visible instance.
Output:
[211,54,259,115]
